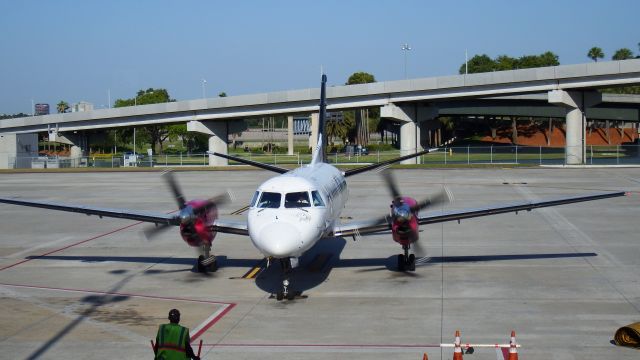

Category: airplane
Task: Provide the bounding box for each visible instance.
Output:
[0,74,627,301]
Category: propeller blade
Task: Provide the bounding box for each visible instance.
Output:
[143,222,173,240]
[411,188,452,213]
[381,170,402,202]
[163,170,186,210]
[190,191,234,213]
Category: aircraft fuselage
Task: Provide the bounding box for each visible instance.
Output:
[247,162,347,258]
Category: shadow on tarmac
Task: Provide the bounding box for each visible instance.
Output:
[25,250,597,293]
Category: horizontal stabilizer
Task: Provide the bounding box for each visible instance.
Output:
[343,147,439,177]
[208,152,289,174]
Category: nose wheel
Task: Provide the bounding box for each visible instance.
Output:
[276,258,297,301]
[397,246,416,271]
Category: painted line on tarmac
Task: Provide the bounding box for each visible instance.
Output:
[190,304,236,341]
[241,258,266,279]
[0,282,236,342]
[201,343,444,350]
[0,221,143,272]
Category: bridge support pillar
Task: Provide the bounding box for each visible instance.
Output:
[381,104,437,164]
[0,133,38,169]
[188,121,228,166]
[50,130,89,167]
[308,112,319,154]
[548,90,601,165]
[287,115,294,155]
[188,120,247,166]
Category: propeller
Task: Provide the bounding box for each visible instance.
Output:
[381,169,450,214]
[143,170,232,241]
[380,169,452,257]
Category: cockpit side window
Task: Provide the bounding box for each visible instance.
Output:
[250,191,260,207]
[285,191,311,208]
[257,192,281,208]
[311,190,325,207]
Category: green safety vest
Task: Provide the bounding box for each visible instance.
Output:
[155,323,190,360]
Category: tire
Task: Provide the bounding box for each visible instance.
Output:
[276,291,284,301]
[286,291,296,301]
[408,254,416,271]
[397,254,405,271]
[209,260,218,272]
[197,255,206,273]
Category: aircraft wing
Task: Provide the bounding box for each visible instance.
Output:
[330,191,626,237]
[211,218,249,236]
[0,196,179,225]
[416,191,626,225]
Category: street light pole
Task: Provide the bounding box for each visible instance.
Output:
[201,79,207,99]
[401,43,412,79]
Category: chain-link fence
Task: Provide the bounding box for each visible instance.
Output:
[6,145,640,169]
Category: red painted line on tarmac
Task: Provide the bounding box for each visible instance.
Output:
[0,282,236,342]
[202,343,443,349]
[190,303,236,341]
[0,221,144,272]
[0,282,233,305]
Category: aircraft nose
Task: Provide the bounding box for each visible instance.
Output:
[257,222,301,257]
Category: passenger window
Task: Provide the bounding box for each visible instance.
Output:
[311,191,325,207]
[250,191,260,207]
[257,192,281,208]
[285,191,311,208]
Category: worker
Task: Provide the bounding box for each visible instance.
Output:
[154,309,200,360]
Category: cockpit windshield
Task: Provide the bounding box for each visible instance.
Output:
[285,191,311,208]
[257,192,281,208]
[311,190,325,207]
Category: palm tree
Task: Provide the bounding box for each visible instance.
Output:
[612,48,634,60]
[56,101,69,113]
[588,47,604,62]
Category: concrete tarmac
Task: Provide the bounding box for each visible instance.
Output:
[0,168,639,359]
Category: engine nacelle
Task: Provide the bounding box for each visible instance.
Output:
[179,200,218,247]
[391,196,419,246]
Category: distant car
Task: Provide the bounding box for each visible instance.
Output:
[343,145,368,155]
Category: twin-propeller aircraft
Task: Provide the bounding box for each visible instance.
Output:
[0,75,626,300]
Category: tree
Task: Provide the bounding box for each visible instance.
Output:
[346,72,375,85]
[345,72,377,146]
[459,54,494,74]
[218,92,227,97]
[460,52,559,74]
[588,47,604,62]
[56,101,69,113]
[612,48,634,60]
[113,88,176,153]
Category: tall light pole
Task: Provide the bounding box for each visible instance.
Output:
[201,79,207,99]
[401,43,411,79]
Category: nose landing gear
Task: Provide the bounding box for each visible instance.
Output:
[397,245,416,271]
[276,257,297,301]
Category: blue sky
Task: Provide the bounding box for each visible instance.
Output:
[1,0,638,114]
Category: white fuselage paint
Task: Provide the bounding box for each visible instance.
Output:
[247,162,347,259]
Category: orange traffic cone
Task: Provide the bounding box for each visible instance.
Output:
[453,330,463,360]
[508,330,518,360]
[422,353,428,360]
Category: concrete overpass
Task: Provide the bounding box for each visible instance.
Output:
[1,59,639,166]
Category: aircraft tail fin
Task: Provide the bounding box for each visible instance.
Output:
[310,74,328,165]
